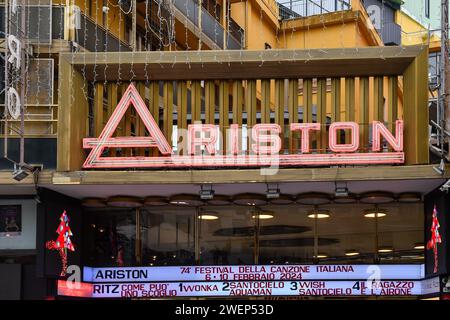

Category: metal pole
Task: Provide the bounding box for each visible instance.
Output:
[135,208,141,265]
[194,206,200,264]
[131,0,137,50]
[19,0,26,165]
[374,205,379,263]
[313,206,318,264]
[223,0,227,50]
[442,0,450,160]
[3,0,9,159]
[254,206,260,264]
[198,0,202,50]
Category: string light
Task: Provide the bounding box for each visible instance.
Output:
[226,0,232,64]
[69,1,77,140]
[144,0,150,84]
[118,0,123,87]
[81,0,89,100]
[93,0,100,100]
[35,0,42,106]
[104,0,109,89]
[107,0,132,14]
[56,3,64,132]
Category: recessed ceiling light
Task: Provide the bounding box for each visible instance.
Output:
[143,196,168,206]
[269,194,294,205]
[207,195,232,205]
[364,208,387,218]
[307,210,331,219]
[397,192,422,203]
[333,194,357,204]
[414,243,425,250]
[252,213,274,220]
[359,192,395,204]
[82,198,107,208]
[296,193,332,205]
[401,255,424,260]
[107,196,142,208]
[198,214,219,221]
[345,250,360,256]
[169,194,204,206]
[233,193,268,206]
[170,200,188,205]
[378,247,393,253]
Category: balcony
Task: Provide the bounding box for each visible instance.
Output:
[172,0,243,49]
[278,0,351,20]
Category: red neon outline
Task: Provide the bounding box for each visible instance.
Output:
[83,153,404,168]
[82,92,405,169]
[188,124,218,155]
[229,124,240,155]
[372,120,404,152]
[329,122,359,153]
[290,123,321,153]
[57,280,93,298]
[83,84,172,168]
[251,124,282,154]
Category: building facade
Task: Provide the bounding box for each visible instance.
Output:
[1,0,450,300]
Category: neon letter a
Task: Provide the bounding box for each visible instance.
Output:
[83,84,172,168]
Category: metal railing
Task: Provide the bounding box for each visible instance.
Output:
[278,0,351,20]
[172,0,243,49]
[75,12,131,52]
[0,4,54,43]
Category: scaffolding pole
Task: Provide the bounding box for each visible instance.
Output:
[442,0,450,160]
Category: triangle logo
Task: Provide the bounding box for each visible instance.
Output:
[83,84,172,168]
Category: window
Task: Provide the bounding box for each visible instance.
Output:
[83,208,137,267]
[83,202,424,266]
[140,208,195,266]
[199,206,255,265]
[429,52,440,87]
[425,0,430,18]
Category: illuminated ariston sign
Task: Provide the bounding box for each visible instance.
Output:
[83,84,404,169]
[57,265,438,298]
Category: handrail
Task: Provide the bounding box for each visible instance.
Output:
[278,0,351,19]
[78,11,131,51]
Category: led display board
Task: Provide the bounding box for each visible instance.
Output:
[59,280,434,298]
[56,264,438,298]
[83,265,425,283]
